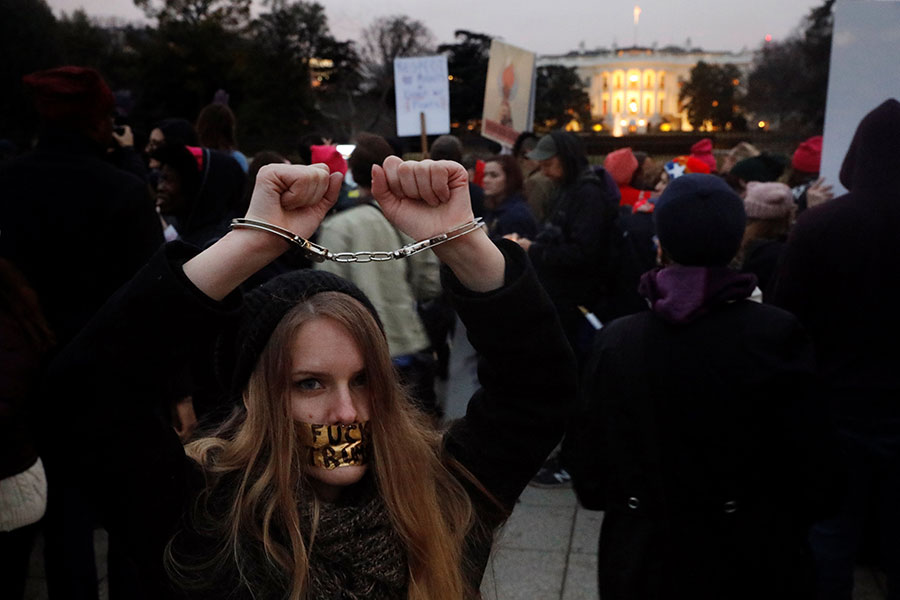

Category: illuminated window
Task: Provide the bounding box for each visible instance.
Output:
[615,98,622,113]
[628,72,640,89]
[644,71,654,88]
[645,97,652,114]
[659,98,664,114]
[659,72,665,89]
[602,99,608,115]
[614,73,623,90]
[603,74,609,90]
[629,100,638,114]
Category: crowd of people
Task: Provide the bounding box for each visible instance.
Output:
[0,64,898,600]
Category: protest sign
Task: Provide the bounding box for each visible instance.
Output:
[482,40,536,147]
[394,55,451,138]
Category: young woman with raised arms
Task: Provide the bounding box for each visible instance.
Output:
[46,156,576,599]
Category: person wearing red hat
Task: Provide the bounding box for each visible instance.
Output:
[690,137,718,173]
[0,66,163,600]
[787,135,834,212]
[604,147,654,209]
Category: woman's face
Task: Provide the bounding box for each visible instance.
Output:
[482,161,507,198]
[654,170,669,194]
[156,165,186,214]
[289,316,372,494]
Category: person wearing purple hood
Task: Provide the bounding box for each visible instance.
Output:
[565,173,842,600]
[772,98,900,600]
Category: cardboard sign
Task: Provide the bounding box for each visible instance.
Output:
[481,40,537,147]
[820,0,900,196]
[394,55,451,137]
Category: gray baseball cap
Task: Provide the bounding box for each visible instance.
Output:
[526,135,558,161]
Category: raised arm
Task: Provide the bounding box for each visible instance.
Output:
[372,156,505,293]
[184,163,342,300]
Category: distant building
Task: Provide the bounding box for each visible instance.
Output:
[537,46,754,135]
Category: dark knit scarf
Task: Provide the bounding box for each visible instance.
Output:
[300,485,408,600]
[639,265,758,325]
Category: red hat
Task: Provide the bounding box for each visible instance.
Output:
[690,137,717,172]
[22,66,114,127]
[791,136,823,173]
[311,145,348,176]
[663,155,711,180]
[604,147,639,186]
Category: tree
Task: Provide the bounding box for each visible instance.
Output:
[437,30,492,127]
[534,65,590,130]
[678,61,745,130]
[744,0,834,131]
[0,0,65,146]
[358,15,434,130]
[134,0,251,29]
[242,0,360,145]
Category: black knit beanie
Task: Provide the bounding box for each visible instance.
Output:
[654,173,746,267]
[216,269,383,395]
[729,152,789,183]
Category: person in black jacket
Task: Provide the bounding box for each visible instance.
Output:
[0,65,163,600]
[506,131,620,362]
[567,174,842,600]
[44,157,576,599]
[772,98,900,600]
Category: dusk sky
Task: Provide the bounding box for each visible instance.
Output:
[45,0,823,55]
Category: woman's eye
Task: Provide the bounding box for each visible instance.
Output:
[351,372,368,388]
[294,378,323,391]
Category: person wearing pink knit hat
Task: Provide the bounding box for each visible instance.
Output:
[604,147,651,208]
[690,137,718,172]
[737,181,795,298]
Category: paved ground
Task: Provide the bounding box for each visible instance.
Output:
[24,487,888,599]
[480,484,888,600]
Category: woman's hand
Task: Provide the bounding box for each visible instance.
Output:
[246,163,343,242]
[373,156,505,292]
[183,164,342,300]
[805,177,834,209]
[372,156,474,240]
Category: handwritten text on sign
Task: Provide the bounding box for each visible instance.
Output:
[394,55,451,137]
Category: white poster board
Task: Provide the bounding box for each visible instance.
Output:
[481,40,537,147]
[820,0,900,195]
[393,55,451,137]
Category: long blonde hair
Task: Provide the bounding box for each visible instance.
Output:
[166,292,479,599]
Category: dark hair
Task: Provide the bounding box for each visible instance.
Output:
[485,154,523,198]
[296,133,326,165]
[348,133,394,189]
[0,259,55,353]
[196,103,238,152]
[240,151,288,215]
[430,135,463,162]
[549,131,588,187]
[512,132,539,159]
[155,118,198,148]
[631,151,649,188]
[153,144,202,201]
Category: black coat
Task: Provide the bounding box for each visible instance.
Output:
[0,131,163,346]
[44,239,575,599]
[772,99,900,413]
[528,168,620,335]
[566,300,842,600]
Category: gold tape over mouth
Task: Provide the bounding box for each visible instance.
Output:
[297,422,371,470]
